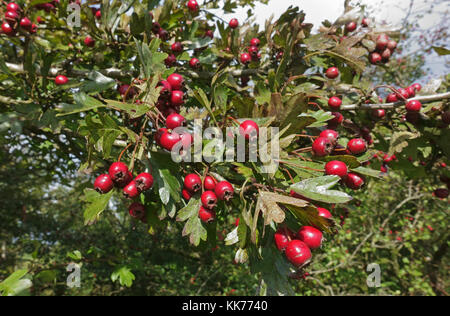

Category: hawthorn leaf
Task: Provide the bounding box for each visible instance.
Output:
[290,175,353,204]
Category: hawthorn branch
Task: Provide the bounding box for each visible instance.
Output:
[340,92,450,111]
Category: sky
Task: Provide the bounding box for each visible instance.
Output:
[204,0,450,79]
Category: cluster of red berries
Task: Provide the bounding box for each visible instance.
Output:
[312,130,366,190]
[150,12,169,41]
[182,174,235,223]
[372,152,398,173]
[94,162,154,222]
[369,34,398,65]
[344,17,370,34]
[155,113,192,152]
[1,2,38,36]
[156,73,185,118]
[118,83,139,100]
[240,38,261,64]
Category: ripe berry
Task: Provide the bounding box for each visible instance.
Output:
[405,86,416,98]
[129,202,146,220]
[134,173,154,192]
[170,90,184,106]
[406,100,422,112]
[165,54,177,67]
[328,96,342,109]
[369,52,382,65]
[54,75,69,86]
[158,28,169,40]
[325,161,348,178]
[199,206,216,223]
[155,128,168,145]
[182,189,192,201]
[167,73,184,90]
[434,188,449,199]
[387,40,397,51]
[248,45,259,57]
[84,36,96,47]
[187,0,199,12]
[239,120,259,140]
[215,181,234,201]
[20,17,32,30]
[189,57,200,68]
[184,174,202,193]
[396,88,410,100]
[204,29,214,39]
[312,137,333,157]
[6,3,21,12]
[376,34,389,51]
[204,176,217,191]
[109,162,129,183]
[180,132,193,148]
[329,112,344,126]
[381,48,391,61]
[319,129,339,143]
[201,191,218,210]
[274,228,292,251]
[171,42,183,53]
[229,18,239,29]
[386,93,398,103]
[345,173,365,190]
[1,22,14,36]
[94,174,114,194]
[411,83,422,92]
[361,18,370,27]
[347,138,367,155]
[160,132,181,151]
[297,226,323,250]
[345,21,357,32]
[250,38,260,47]
[406,112,420,124]
[5,10,19,22]
[240,53,251,64]
[317,207,332,219]
[372,109,386,119]
[166,113,185,130]
[123,181,140,199]
[285,240,312,267]
[158,80,172,98]
[325,67,339,79]
[95,10,101,20]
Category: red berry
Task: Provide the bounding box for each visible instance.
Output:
[189,57,200,68]
[319,130,339,143]
[372,109,385,119]
[182,189,192,201]
[199,206,216,223]
[171,42,183,53]
[166,113,185,130]
[434,188,449,199]
[84,36,96,47]
[387,40,397,51]
[325,161,348,178]
[312,137,333,157]
[1,22,14,36]
[329,112,344,126]
[345,173,365,190]
[158,80,172,97]
[167,73,184,90]
[187,0,199,12]
[396,88,410,100]
[204,176,217,191]
[20,17,32,30]
[55,75,68,85]
[285,240,312,267]
[240,53,251,64]
[239,120,259,140]
[250,38,260,47]
[184,174,202,193]
[406,112,420,124]
[165,54,177,67]
[361,18,370,27]
[345,21,357,32]
[201,191,218,209]
[274,228,292,251]
[229,18,239,29]
[95,10,101,20]
[160,132,181,151]
[297,226,323,250]
[129,202,146,220]
[406,100,422,112]
[381,48,391,62]
[215,181,234,201]
[134,173,154,192]
[325,67,339,79]
[123,181,140,199]
[155,128,168,145]
[411,83,422,92]
[109,162,129,183]
[347,138,367,155]
[317,207,332,219]
[405,86,416,98]
[248,45,259,57]
[94,174,114,194]
[369,52,382,65]
[204,30,214,39]
[5,10,19,22]
[328,96,342,109]
[180,132,193,148]
[376,34,389,51]
[170,90,184,106]
[386,93,398,103]
[380,165,388,173]
[6,3,21,12]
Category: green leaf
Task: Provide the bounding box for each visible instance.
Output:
[432,46,450,56]
[111,267,135,288]
[176,198,207,246]
[290,176,353,204]
[81,71,116,94]
[83,189,114,225]
[0,270,32,296]
[57,93,105,116]
[148,152,181,205]
[351,166,382,178]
